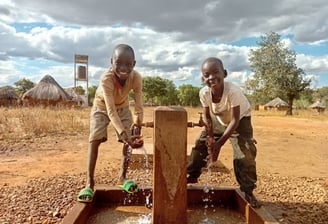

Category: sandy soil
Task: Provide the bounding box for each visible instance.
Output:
[1,112,327,185]
[0,108,327,223]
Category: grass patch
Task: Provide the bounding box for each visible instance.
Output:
[252,109,328,121]
[0,107,89,141]
[1,106,327,142]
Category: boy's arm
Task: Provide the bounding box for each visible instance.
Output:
[209,106,240,164]
[217,105,240,146]
[102,81,125,134]
[204,107,213,137]
[133,73,143,126]
[204,107,215,162]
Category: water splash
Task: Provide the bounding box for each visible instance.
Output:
[137,213,152,224]
[141,146,150,171]
[201,166,216,221]
[198,217,216,224]
[145,192,152,208]
[134,145,151,184]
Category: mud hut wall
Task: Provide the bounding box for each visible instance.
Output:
[311,107,325,114]
[0,98,19,107]
[264,105,288,111]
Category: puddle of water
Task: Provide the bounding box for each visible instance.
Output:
[87,205,246,224]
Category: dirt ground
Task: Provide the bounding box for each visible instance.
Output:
[1,112,327,185]
[0,108,327,223]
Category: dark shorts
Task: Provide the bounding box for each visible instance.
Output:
[187,116,258,192]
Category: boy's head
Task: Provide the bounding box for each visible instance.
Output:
[201,57,227,88]
[111,44,136,80]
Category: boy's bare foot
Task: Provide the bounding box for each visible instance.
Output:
[187,176,198,184]
[77,187,94,203]
[245,192,262,208]
[118,176,126,185]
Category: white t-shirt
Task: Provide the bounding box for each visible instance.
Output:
[199,82,251,129]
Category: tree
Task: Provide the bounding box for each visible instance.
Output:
[312,86,328,107]
[246,32,311,115]
[159,79,179,106]
[14,78,35,96]
[178,84,201,107]
[142,76,168,105]
[293,88,314,109]
[88,85,98,106]
[74,86,85,95]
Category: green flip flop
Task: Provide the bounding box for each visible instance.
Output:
[118,179,138,194]
[77,187,94,203]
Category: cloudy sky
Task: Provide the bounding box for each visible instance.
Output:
[0,0,327,90]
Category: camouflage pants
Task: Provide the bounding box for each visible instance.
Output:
[187,116,258,192]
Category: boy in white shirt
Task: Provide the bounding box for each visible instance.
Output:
[187,57,261,208]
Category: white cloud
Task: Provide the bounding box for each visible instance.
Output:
[0,0,327,88]
[297,54,328,74]
[3,0,326,43]
[0,60,19,84]
[281,38,293,49]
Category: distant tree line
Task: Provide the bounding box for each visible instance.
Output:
[11,74,328,110]
[12,76,202,107]
[8,32,328,112]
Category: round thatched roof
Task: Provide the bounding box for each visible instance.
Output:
[264,97,288,107]
[0,86,20,99]
[22,75,71,101]
[309,101,325,109]
[64,87,85,103]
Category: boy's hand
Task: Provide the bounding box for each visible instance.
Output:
[206,136,222,167]
[212,141,222,162]
[130,135,144,148]
[206,136,215,163]
[131,124,142,135]
[121,130,144,148]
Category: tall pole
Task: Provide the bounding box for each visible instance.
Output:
[74,54,89,106]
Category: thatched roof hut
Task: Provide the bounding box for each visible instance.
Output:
[0,86,20,106]
[64,87,86,106]
[22,75,72,106]
[264,97,288,111]
[309,101,325,114]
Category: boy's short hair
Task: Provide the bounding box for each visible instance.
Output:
[202,57,224,69]
[113,44,135,58]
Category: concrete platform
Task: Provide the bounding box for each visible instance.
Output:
[63,185,279,224]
